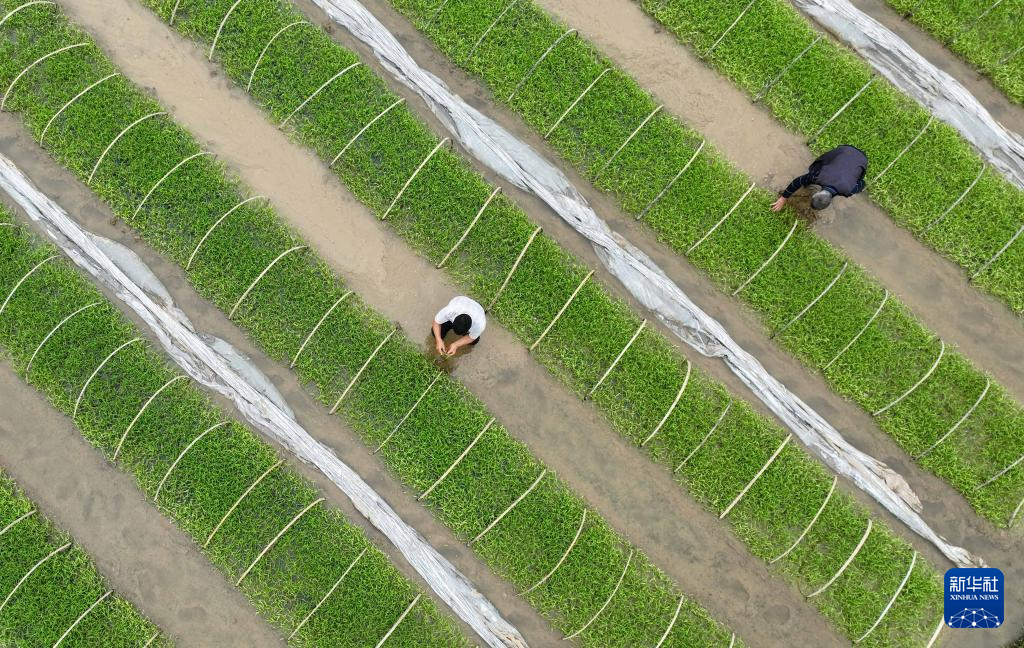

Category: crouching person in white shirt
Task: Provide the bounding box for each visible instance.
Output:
[432,296,486,357]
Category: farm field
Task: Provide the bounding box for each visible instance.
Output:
[0,0,1021,646]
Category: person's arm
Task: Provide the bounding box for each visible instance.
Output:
[432,320,446,355]
[771,173,812,211]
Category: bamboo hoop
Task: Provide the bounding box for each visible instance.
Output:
[464,1,519,63]
[564,550,633,640]
[73,337,144,419]
[854,551,917,643]
[638,140,705,220]
[25,302,101,376]
[41,73,120,145]
[437,187,500,269]
[529,270,593,351]
[279,62,361,127]
[675,402,731,473]
[426,0,452,26]
[209,0,245,60]
[154,421,230,504]
[705,0,757,56]
[0,254,58,318]
[487,226,543,312]
[642,361,691,447]
[331,98,406,166]
[88,112,166,184]
[290,291,353,368]
[593,105,663,179]
[507,29,577,102]
[729,633,736,648]
[823,289,888,370]
[330,329,397,413]
[925,617,944,648]
[806,519,872,597]
[1009,495,1024,528]
[720,434,792,519]
[133,151,214,218]
[871,116,933,183]
[375,373,442,453]
[471,470,548,544]
[808,76,875,143]
[382,138,449,220]
[545,68,611,139]
[975,452,1024,490]
[971,221,1024,281]
[228,245,307,319]
[289,548,368,639]
[0,509,35,539]
[247,21,312,92]
[769,475,837,564]
[587,320,645,399]
[653,595,685,648]
[236,498,325,585]
[686,182,756,255]
[732,220,798,296]
[754,35,822,102]
[922,163,986,234]
[0,542,71,613]
[419,418,494,501]
[952,0,1004,43]
[113,375,188,461]
[873,340,945,416]
[773,262,847,339]
[0,1,55,29]
[204,459,285,548]
[186,195,267,271]
[915,379,990,460]
[53,589,111,648]
[2,43,88,111]
[523,509,587,594]
[168,0,182,24]
[1000,43,1024,65]
[142,632,160,648]
[375,594,422,648]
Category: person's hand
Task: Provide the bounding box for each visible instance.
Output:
[770,196,787,212]
[435,338,446,355]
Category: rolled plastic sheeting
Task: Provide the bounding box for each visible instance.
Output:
[0,153,528,648]
[312,0,981,567]
[790,0,1024,189]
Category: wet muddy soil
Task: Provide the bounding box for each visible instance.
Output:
[0,366,282,647]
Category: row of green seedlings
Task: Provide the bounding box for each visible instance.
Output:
[0,48,743,648]
[5,1,945,644]
[637,0,1024,311]
[0,470,167,647]
[0,216,470,647]
[887,0,1024,105]
[376,0,1024,525]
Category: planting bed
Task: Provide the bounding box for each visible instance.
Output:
[0,470,166,647]
[0,0,954,643]
[886,0,1024,105]
[375,0,1024,526]
[0,215,469,647]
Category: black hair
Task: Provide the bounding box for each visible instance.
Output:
[453,314,472,336]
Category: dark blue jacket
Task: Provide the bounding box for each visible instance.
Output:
[782,145,868,198]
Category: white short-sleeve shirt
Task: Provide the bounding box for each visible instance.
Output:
[434,296,486,339]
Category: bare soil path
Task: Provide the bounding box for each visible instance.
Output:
[0,367,281,647]
[11,1,859,643]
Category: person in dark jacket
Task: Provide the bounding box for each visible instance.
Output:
[771,145,868,212]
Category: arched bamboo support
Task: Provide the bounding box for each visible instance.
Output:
[289,548,368,639]
[732,220,798,296]
[754,35,822,102]
[0,509,35,539]
[279,62,362,127]
[638,140,705,220]
[290,291,353,368]
[375,594,422,648]
[593,105,663,179]
[0,1,55,30]
[806,519,872,597]
[228,245,307,320]
[523,508,587,595]
[41,73,120,145]
[133,151,214,218]
[923,163,986,233]
[872,116,933,183]
[642,361,691,447]
[168,0,182,25]
[705,0,758,56]
[563,550,633,640]
[204,459,285,548]
[769,476,837,564]
[487,226,543,312]
[0,542,71,614]
[331,98,406,166]
[2,43,88,111]
[720,434,792,519]
[53,589,112,648]
[773,262,848,339]
[154,421,230,504]
[375,373,443,453]
[209,0,245,60]
[88,112,166,184]
[507,29,577,102]
[653,594,685,648]
[186,195,268,271]
[464,1,519,62]
[822,289,888,370]
[236,498,325,585]
[529,270,593,351]
[471,470,548,544]
[854,551,917,643]
[975,452,1024,490]
[971,222,1024,281]
[675,402,731,473]
[437,187,501,269]
[113,375,188,461]
[73,337,144,419]
[419,418,494,501]
[809,76,875,143]
[247,21,313,92]
[873,340,945,416]
[0,254,59,318]
[914,379,990,459]
[330,329,397,413]
[545,68,611,139]
[25,302,101,376]
[687,182,756,255]
[381,138,448,220]
[587,320,645,399]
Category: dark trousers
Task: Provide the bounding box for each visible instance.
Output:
[435,321,480,345]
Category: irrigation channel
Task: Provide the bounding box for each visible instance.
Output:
[0,368,279,646]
